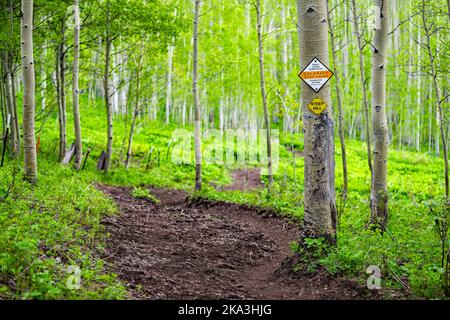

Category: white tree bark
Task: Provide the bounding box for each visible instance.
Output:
[165,43,174,125]
[2,53,19,158]
[370,0,389,230]
[72,0,82,170]
[297,0,336,243]
[21,0,37,183]
[57,18,67,163]
[193,0,202,191]
[125,41,144,169]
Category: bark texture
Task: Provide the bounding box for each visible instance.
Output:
[2,53,19,158]
[21,0,37,183]
[193,0,202,191]
[104,0,113,172]
[57,18,67,163]
[370,0,389,230]
[297,0,336,244]
[125,41,144,169]
[72,0,82,170]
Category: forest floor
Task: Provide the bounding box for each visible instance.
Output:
[97,184,381,299]
[222,168,264,191]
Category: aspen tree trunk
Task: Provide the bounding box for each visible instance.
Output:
[8,0,20,157]
[21,0,37,184]
[416,27,421,152]
[40,45,46,110]
[111,46,119,114]
[0,80,5,137]
[297,0,336,244]
[125,41,144,169]
[422,1,449,199]
[2,53,19,158]
[193,0,202,191]
[104,1,113,172]
[370,0,389,230]
[342,0,350,78]
[9,53,20,155]
[165,43,174,125]
[58,18,67,163]
[428,85,432,154]
[406,0,413,149]
[255,0,273,186]
[72,0,82,170]
[351,0,373,176]
[327,0,348,200]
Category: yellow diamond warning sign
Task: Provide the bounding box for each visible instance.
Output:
[298,57,333,93]
[307,97,327,115]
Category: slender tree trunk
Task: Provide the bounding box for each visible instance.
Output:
[255,0,273,186]
[428,83,432,154]
[9,55,19,154]
[125,41,144,169]
[297,0,336,244]
[327,0,348,200]
[165,43,174,125]
[40,45,46,110]
[0,79,5,139]
[58,18,67,163]
[422,1,449,199]
[21,0,37,184]
[8,0,20,157]
[2,53,19,158]
[193,0,202,191]
[104,1,113,172]
[72,0,82,170]
[370,0,389,231]
[351,0,373,176]
[416,27,421,152]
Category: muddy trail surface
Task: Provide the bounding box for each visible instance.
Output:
[98,185,379,300]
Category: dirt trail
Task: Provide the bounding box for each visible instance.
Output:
[224,168,264,191]
[98,185,378,300]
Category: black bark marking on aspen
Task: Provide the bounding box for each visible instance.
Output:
[375,105,382,112]
[379,64,384,70]
[321,18,327,23]
[306,7,316,14]
[374,48,379,54]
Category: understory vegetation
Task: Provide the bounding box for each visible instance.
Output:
[0,95,448,299]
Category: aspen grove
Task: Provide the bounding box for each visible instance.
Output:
[0,0,449,300]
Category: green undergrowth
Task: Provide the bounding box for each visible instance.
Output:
[0,160,126,299]
[1,95,449,299]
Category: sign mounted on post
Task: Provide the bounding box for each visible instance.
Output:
[307,97,327,115]
[298,57,333,93]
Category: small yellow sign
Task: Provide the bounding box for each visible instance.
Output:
[307,97,327,115]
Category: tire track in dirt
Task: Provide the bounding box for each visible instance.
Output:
[97,185,378,299]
